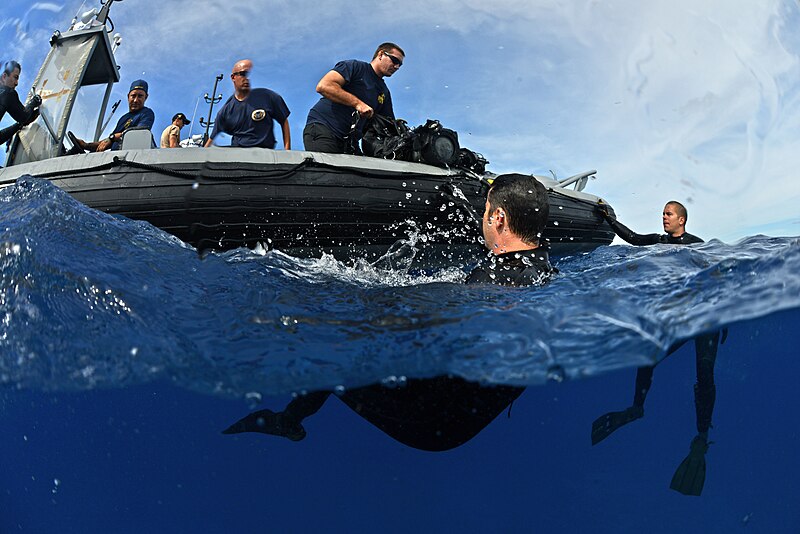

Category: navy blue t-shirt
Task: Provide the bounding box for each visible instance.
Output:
[306,59,394,138]
[211,88,290,149]
[110,106,155,150]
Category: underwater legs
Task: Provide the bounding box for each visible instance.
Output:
[670,332,719,496]
[222,391,332,441]
[590,366,652,445]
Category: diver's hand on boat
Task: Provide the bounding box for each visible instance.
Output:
[596,200,614,221]
[355,102,373,119]
[30,94,42,108]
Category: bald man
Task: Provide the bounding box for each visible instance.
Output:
[204,59,291,149]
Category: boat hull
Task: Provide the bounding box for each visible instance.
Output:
[0,148,615,264]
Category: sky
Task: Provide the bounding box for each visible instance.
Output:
[2,0,800,242]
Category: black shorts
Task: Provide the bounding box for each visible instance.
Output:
[303,122,347,154]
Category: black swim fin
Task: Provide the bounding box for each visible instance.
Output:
[591,405,644,445]
[221,409,306,442]
[670,433,709,496]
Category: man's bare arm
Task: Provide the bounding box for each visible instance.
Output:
[316,70,373,118]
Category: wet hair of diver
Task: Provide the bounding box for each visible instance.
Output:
[1,60,21,76]
[487,173,550,246]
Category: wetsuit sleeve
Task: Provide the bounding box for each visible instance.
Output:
[1,90,38,125]
[465,265,491,284]
[679,233,704,244]
[0,122,22,144]
[605,217,661,246]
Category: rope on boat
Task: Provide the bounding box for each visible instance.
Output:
[32,155,317,181]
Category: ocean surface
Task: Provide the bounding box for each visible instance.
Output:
[2,177,799,532]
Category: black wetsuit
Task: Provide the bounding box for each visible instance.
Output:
[233,246,557,451]
[605,217,703,246]
[336,247,556,451]
[602,213,717,435]
[466,247,554,286]
[0,86,38,145]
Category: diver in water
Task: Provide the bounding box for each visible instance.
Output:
[592,200,721,496]
[0,60,42,146]
[222,173,555,451]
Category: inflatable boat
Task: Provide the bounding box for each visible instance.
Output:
[0,1,615,266]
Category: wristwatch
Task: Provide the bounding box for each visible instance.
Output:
[108,134,115,143]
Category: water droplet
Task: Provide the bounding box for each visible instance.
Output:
[192,182,199,190]
[382,375,399,388]
[244,391,262,408]
[546,365,566,383]
[553,221,559,226]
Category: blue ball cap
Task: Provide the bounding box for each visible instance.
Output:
[129,79,148,94]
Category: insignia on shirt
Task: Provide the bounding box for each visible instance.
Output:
[377,93,385,105]
[252,109,266,121]
[123,119,133,129]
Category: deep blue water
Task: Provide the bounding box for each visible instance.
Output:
[2,177,799,532]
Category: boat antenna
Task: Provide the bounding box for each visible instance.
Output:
[200,74,224,145]
[100,99,122,132]
[187,96,201,138]
[96,0,123,25]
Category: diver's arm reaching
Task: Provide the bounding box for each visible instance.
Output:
[597,203,662,246]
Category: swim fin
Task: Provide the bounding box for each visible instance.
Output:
[221,409,306,441]
[670,433,709,496]
[591,405,644,445]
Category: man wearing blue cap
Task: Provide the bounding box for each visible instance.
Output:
[68,79,155,153]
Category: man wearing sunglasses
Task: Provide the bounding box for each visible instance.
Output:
[204,59,291,150]
[304,42,404,154]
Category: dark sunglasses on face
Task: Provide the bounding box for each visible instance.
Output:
[232,70,250,78]
[383,52,403,67]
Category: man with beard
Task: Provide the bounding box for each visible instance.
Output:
[68,79,155,152]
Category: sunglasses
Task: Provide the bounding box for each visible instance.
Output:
[232,70,250,78]
[383,52,403,67]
